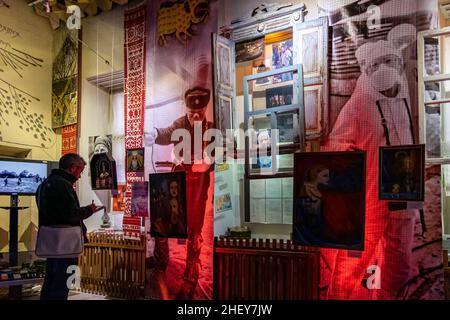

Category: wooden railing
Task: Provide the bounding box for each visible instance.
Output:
[214,237,320,300]
[78,232,146,299]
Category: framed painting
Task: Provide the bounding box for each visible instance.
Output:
[126,148,145,173]
[265,85,293,108]
[293,151,366,250]
[149,172,187,238]
[131,181,149,217]
[379,144,425,201]
[90,153,118,191]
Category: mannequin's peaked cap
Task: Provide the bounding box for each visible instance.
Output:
[185,87,210,110]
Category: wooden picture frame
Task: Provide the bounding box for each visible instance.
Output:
[379,144,425,201]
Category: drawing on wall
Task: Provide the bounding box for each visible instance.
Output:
[293,151,366,250]
[0,78,55,147]
[157,0,210,46]
[0,44,43,78]
[52,27,78,129]
[0,30,54,147]
[149,172,187,238]
[379,144,425,201]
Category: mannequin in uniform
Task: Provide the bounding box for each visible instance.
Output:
[145,87,213,290]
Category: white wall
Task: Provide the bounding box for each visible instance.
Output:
[0,1,60,160]
[77,6,126,231]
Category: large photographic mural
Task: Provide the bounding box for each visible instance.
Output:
[144,0,217,300]
[320,0,443,299]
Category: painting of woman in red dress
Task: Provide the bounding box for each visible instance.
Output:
[293,152,365,250]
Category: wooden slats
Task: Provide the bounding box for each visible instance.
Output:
[78,232,146,299]
[214,236,320,300]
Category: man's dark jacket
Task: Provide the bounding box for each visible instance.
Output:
[36,169,93,239]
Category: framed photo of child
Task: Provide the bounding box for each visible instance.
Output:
[149,172,187,238]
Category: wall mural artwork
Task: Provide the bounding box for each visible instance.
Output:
[145,0,217,300]
[157,0,210,46]
[0,78,54,148]
[0,44,43,78]
[0,29,54,147]
[320,0,443,300]
[52,27,78,129]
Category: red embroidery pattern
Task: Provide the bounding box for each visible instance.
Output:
[124,4,147,215]
[61,124,78,155]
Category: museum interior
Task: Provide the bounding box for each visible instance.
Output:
[0,0,449,301]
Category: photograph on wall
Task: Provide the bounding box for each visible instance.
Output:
[277,112,297,144]
[52,26,79,129]
[266,85,293,108]
[251,129,272,170]
[379,144,425,201]
[293,151,366,250]
[235,37,264,63]
[271,39,293,82]
[126,148,145,173]
[215,193,232,214]
[90,153,118,190]
[131,181,149,217]
[149,172,187,239]
[88,135,113,160]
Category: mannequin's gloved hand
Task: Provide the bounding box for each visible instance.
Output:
[144,128,158,146]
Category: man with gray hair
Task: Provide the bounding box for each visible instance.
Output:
[36,153,104,300]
